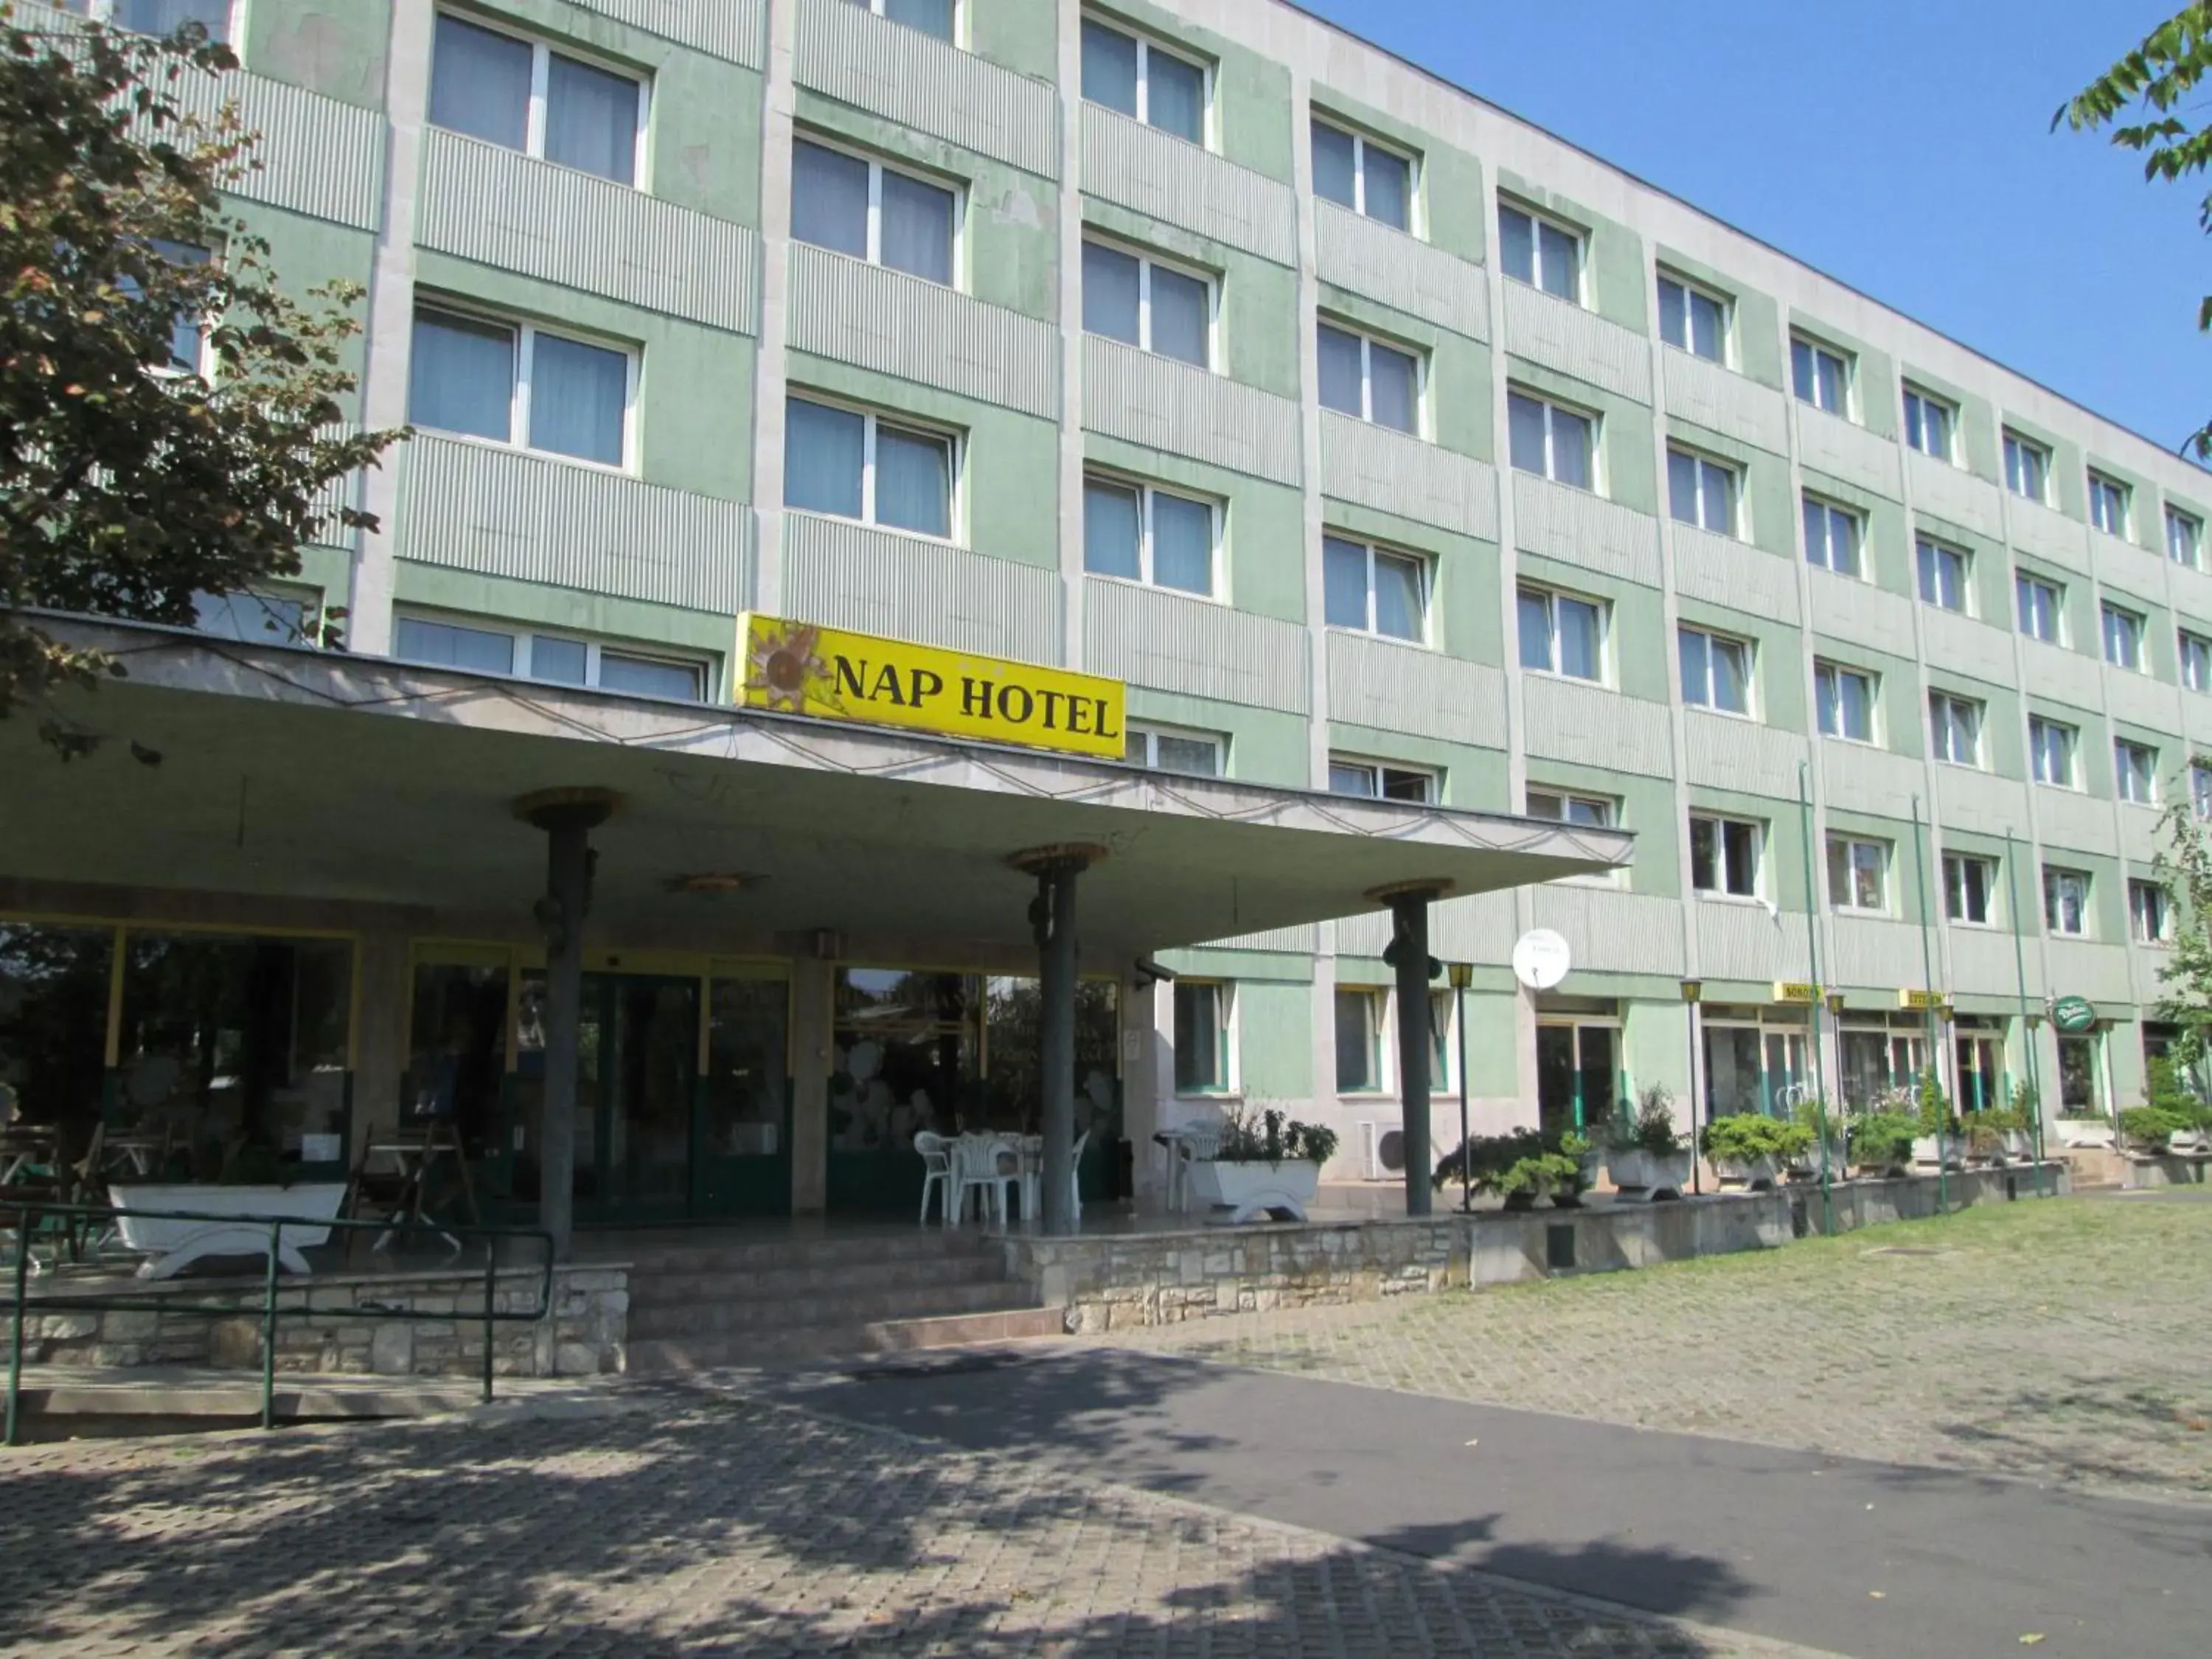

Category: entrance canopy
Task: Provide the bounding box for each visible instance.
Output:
[4,619,1633,956]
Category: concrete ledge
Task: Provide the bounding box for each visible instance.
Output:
[2121,1152,2211,1190]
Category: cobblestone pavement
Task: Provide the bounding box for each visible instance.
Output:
[0,1391,1837,1658]
[1113,1194,2212,1503]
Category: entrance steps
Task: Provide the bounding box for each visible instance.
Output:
[623,1231,1063,1372]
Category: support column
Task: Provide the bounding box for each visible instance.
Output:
[1375,881,1449,1217]
[515,789,621,1262]
[1012,844,1107,1237]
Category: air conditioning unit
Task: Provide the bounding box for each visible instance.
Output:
[1359,1121,1407,1180]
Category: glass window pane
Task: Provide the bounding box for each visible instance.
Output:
[1080,21,1139,116]
[1174,983,1220,1091]
[1150,492,1213,594]
[1538,222,1577,299]
[599,653,701,700]
[1368,342,1419,433]
[1147,264,1209,366]
[1508,393,1547,474]
[792,141,871,260]
[1334,990,1374,1091]
[1082,242,1141,344]
[1518,589,1554,670]
[408,309,515,442]
[1372,552,1422,641]
[784,397,866,518]
[192,591,305,643]
[429,15,532,152]
[395,617,515,675]
[529,333,628,465]
[882,0,955,40]
[1723,823,1756,895]
[1146,49,1206,143]
[1843,673,1871,739]
[1155,735,1219,776]
[1499,207,1533,284]
[1382,769,1430,803]
[1317,325,1366,416]
[1658,279,1686,349]
[1791,338,1812,403]
[1083,479,1143,579]
[1690,818,1717,890]
[529,636,588,684]
[1558,597,1601,679]
[874,425,952,536]
[1690,291,1724,360]
[544,53,639,185]
[1551,408,1593,489]
[1678,627,1708,703]
[1711,638,1747,712]
[1329,762,1376,797]
[1668,450,1699,525]
[116,0,230,37]
[1324,535,1371,629]
[1311,121,1358,209]
[880,168,956,285]
[1700,463,1733,532]
[1364,147,1411,230]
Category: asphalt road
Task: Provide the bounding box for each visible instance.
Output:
[756,1344,2212,1659]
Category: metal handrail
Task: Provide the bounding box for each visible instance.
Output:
[3,1200,555,1446]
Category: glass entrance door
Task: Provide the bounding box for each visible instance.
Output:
[1536,1023,1617,1135]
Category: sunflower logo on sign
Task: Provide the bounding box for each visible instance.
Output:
[743,620,833,714]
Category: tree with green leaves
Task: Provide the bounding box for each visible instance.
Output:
[2056,4,2212,458]
[0,6,401,755]
[2153,790,2212,1082]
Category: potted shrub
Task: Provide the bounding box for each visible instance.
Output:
[1785,1095,1846,1181]
[1435,1128,1564,1211]
[1698,1113,1809,1190]
[2143,1059,2212,1155]
[1847,1109,1918,1178]
[1551,1130,1596,1208]
[1186,1104,1339,1222]
[2118,1104,2183,1155]
[1604,1085,1694,1200]
[1907,1068,1964,1170]
[2000,1082,2040,1162]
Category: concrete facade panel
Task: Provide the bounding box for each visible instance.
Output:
[1806,567,1915,658]
[1829,915,1929,990]
[782,510,1060,661]
[1313,200,1489,339]
[2105,667,2182,736]
[1671,524,1797,623]
[2008,498,2089,572]
[162,54,386,229]
[1501,282,1651,403]
[1934,765,2026,839]
[1531,885,1685,977]
[585,0,768,63]
[1660,349,1787,454]
[1523,677,1673,777]
[1794,406,1899,500]
[2034,785,2118,855]
[2019,639,2105,713]
[2045,938,2134,1005]
[1084,577,1312,714]
[1682,710,1805,799]
[1919,607,2017,689]
[1906,451,2003,538]
[1693,900,1808,984]
[1082,336,1303,485]
[1321,414,1500,541]
[1949,926,2041,997]
[1820,738,1922,821]
[1325,631,1507,749]
[1514,474,1660,590]
[1079,102,1294,263]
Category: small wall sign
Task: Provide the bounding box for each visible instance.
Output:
[2051,995,2097,1033]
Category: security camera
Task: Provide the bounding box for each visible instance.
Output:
[1133,958,1176,986]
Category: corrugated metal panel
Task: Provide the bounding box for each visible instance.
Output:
[2105,665,2180,734]
[2019,639,2105,712]
[1662,351,1787,453]
[1935,766,2025,839]
[2169,561,2212,627]
[1082,335,1302,486]
[581,0,765,65]
[1083,577,1310,713]
[1683,711,1806,800]
[1326,632,1507,749]
[1080,103,1293,263]
[398,434,751,611]
[1500,282,1650,403]
[1431,891,1516,964]
[1531,885,1684,977]
[1806,566,1913,656]
[1313,201,1488,338]
[1794,406,1900,500]
[1202,925,1318,954]
[2045,938,2134,1004]
[1321,413,1498,540]
[2008,499,2088,571]
[1335,911,1392,958]
[1514,473,1660,588]
[1522,676,1674,776]
[1829,916,1931,990]
[783,512,1060,661]
[2093,532,2169,605]
[1669,523,1795,621]
[1950,927,2040,997]
[2032,785,2116,855]
[1906,452,2002,538]
[796,0,1058,178]
[2118,802,2161,866]
[159,60,383,229]
[2188,692,2212,749]
[419,130,759,334]
[1695,901,1810,986]
[1919,608,2016,687]
[787,243,1056,418]
[1819,738,1922,821]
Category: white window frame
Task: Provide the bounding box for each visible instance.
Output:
[1324,533,1430,644]
[1518,582,1608,684]
[793,132,964,287]
[1916,536,1972,615]
[1688,813,1762,900]
[2180,630,2211,694]
[2044,866,2091,937]
[2101,600,2146,672]
[1677,623,1754,717]
[2115,738,2158,805]
[1668,445,1741,536]
[1827,835,1891,915]
[392,610,712,699]
[1169,978,1237,1097]
[1327,754,1437,804]
[1802,493,1865,577]
[1656,270,1731,365]
[2130,879,2172,945]
[1902,384,1955,462]
[2016,570,2064,644]
[2003,430,2050,503]
[1930,690,1983,768]
[1311,116,1418,233]
[2088,471,2132,538]
[1525,787,1615,827]
[2167,504,2202,569]
[1496,199,1582,303]
[1814,659,1879,745]
[411,300,640,472]
[785,391,961,542]
[1081,15,1213,148]
[1333,983,1389,1096]
[1084,471,1221,598]
[2029,716,2078,789]
[2193,760,2212,821]
[1084,234,1217,368]
[1125,722,1226,776]
[431,8,651,187]
[1318,319,1425,434]
[1509,389,1599,489]
[1941,852,1996,926]
[1790,333,1854,418]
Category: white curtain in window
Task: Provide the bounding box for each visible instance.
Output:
[875,425,950,537]
[1324,536,1369,627]
[1311,122,1358,209]
[530,334,627,465]
[1517,591,1554,670]
[408,310,515,442]
[1507,394,1547,474]
[791,142,870,259]
[1368,344,1418,432]
[1373,554,1422,640]
[1147,265,1208,365]
[880,170,954,285]
[1080,22,1139,116]
[1550,408,1593,488]
[1364,149,1411,230]
[545,55,639,185]
[1083,481,1142,579]
[1710,638,1747,712]
[1151,493,1211,594]
[1082,243,1141,344]
[1316,326,1364,417]
[1537,222,1577,298]
[428,15,532,152]
[531,638,589,684]
[1557,597,1601,678]
[785,399,866,518]
[1145,51,1205,143]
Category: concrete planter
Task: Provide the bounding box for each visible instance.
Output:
[1709,1154,1780,1191]
[110,1183,347,1280]
[1604,1147,1693,1200]
[1911,1137,1964,1171]
[2055,1117,2115,1150]
[2166,1128,2212,1155]
[1187,1158,1319,1224]
[1784,1141,1847,1181]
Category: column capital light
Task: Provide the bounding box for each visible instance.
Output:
[1006,841,1109,876]
[1365,877,1455,904]
[512,787,624,832]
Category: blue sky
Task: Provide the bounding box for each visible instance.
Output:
[1296,0,2210,462]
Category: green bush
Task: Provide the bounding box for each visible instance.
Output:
[1699,1113,1813,1164]
[2120,1105,2183,1148]
[1220,1105,1339,1166]
[1605,1085,1686,1156]
[1850,1111,1919,1166]
[1914,1068,1957,1137]
[2144,1057,2212,1133]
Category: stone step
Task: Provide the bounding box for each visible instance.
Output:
[614,1231,1000,1277]
[628,1279,1033,1339]
[627,1306,1068,1372]
[630,1253,1007,1307]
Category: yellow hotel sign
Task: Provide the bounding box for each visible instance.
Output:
[734,614,1126,759]
[1771,981,1819,1004]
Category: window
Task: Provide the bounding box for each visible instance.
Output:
[1942,853,1994,925]
[1689,815,1759,898]
[64,1,229,40]
[1126,724,1223,776]
[1328,757,1435,803]
[2181,630,2212,693]
[1311,119,1412,232]
[1084,475,1215,595]
[784,394,953,538]
[2003,431,2049,502]
[1334,987,1384,1093]
[1902,386,1953,459]
[1815,661,1877,742]
[1657,274,1727,361]
[1678,625,1751,715]
[1826,836,1888,913]
[1498,201,1579,300]
[792,139,956,286]
[2059,1032,2100,1110]
[2044,866,2090,936]
[1517,585,1604,681]
[2116,738,2157,804]
[1668,448,1739,535]
[2101,602,2146,671]
[2016,571,2062,643]
[2029,716,2077,787]
[119,238,210,375]
[1172,981,1231,1093]
[394,615,706,700]
[1526,788,1613,827]
[2167,505,2202,569]
[1930,692,1982,767]
[1803,495,1864,577]
[408,305,632,467]
[2088,472,2131,538]
[1084,240,1211,368]
[1080,18,1205,145]
[1916,538,1970,613]
[1318,322,1420,433]
[1791,335,1851,415]
[429,13,644,187]
[2195,760,2212,821]
[1507,391,1596,488]
[192,589,310,644]
[846,0,954,42]
[1323,535,1426,641]
[2130,880,2172,945]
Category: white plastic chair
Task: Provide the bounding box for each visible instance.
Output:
[1172,1121,1223,1213]
[954,1133,1021,1229]
[1068,1128,1091,1225]
[915,1131,953,1227]
[1016,1135,1043,1225]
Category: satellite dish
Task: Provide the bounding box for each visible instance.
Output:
[1512,928,1571,992]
